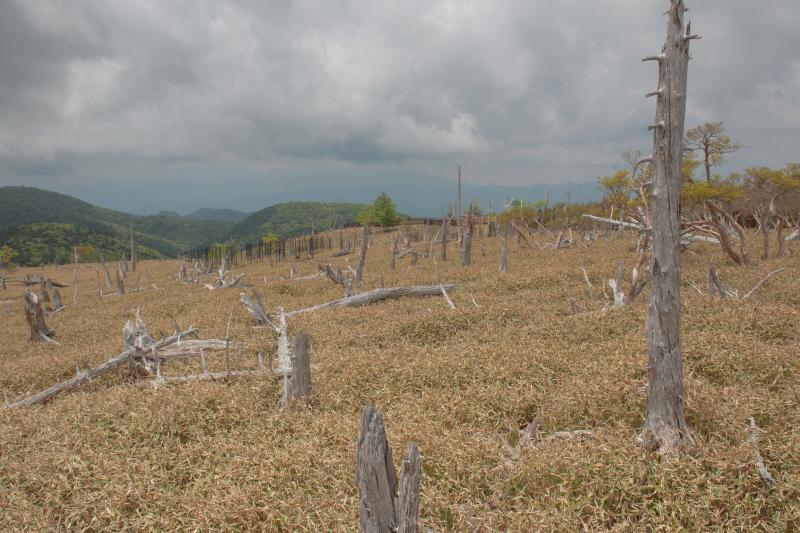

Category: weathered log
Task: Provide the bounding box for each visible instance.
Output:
[24,292,54,342]
[581,214,647,232]
[5,326,196,408]
[331,246,352,258]
[356,406,421,533]
[747,418,775,487]
[287,284,457,317]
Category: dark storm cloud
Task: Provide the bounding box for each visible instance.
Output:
[0,0,798,213]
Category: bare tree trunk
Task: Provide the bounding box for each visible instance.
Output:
[460,215,472,266]
[776,215,786,257]
[72,247,79,305]
[440,216,448,262]
[130,226,137,272]
[116,265,125,295]
[640,0,697,453]
[757,208,770,260]
[500,237,509,273]
[356,224,370,288]
[390,237,398,270]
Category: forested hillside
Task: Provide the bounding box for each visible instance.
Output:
[229,201,367,244]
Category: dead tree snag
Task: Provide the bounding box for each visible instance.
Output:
[639,0,698,453]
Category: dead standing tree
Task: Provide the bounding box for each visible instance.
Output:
[356,405,421,533]
[638,0,699,453]
[24,292,54,342]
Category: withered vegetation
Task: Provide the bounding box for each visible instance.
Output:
[1,228,798,530]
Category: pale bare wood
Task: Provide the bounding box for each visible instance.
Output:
[747,418,775,487]
[500,237,509,273]
[640,0,697,453]
[24,292,54,342]
[5,326,196,408]
[395,443,422,533]
[741,267,786,300]
[356,405,397,532]
[287,284,457,318]
[286,331,312,404]
[356,224,370,288]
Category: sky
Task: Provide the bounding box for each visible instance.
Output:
[1,0,798,215]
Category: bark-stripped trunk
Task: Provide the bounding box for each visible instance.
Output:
[356,225,369,288]
[440,216,448,262]
[460,215,472,266]
[640,0,697,453]
[499,237,509,273]
[130,226,137,272]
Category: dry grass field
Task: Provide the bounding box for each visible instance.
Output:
[1,229,799,531]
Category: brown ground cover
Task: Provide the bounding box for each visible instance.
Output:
[1,229,798,530]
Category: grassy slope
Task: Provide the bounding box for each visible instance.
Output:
[0,231,798,530]
[230,201,366,244]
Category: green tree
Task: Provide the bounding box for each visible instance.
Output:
[0,245,18,267]
[597,169,632,214]
[261,233,279,247]
[685,121,742,182]
[364,192,400,227]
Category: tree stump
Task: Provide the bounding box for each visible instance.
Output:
[356,405,421,533]
[24,292,54,342]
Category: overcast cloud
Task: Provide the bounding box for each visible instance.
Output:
[0,0,798,214]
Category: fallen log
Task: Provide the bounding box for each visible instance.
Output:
[331,246,352,257]
[286,284,457,317]
[4,326,197,408]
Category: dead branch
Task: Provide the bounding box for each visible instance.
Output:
[747,418,775,487]
[5,326,197,408]
[287,284,457,318]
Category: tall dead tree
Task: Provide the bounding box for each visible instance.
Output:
[460,214,473,266]
[440,215,448,262]
[639,0,699,453]
[389,237,398,270]
[130,226,137,272]
[72,247,79,305]
[356,224,370,288]
[500,236,509,273]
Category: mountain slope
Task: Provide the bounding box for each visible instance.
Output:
[185,207,249,223]
[230,201,367,244]
[0,186,232,261]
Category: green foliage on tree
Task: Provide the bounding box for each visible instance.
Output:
[0,245,18,267]
[372,193,401,227]
[685,122,742,182]
[261,233,279,247]
[0,223,162,266]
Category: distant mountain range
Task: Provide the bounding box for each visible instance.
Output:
[0,186,367,265]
